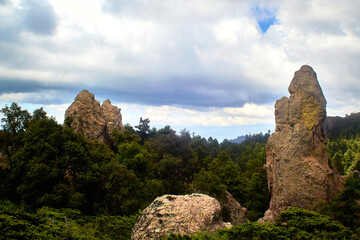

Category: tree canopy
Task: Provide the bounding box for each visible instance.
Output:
[1,103,360,239]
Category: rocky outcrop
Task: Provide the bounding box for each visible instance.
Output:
[100,99,124,138]
[65,90,124,143]
[261,65,344,222]
[223,191,249,225]
[131,194,231,240]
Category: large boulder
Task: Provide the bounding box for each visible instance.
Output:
[65,90,124,143]
[131,194,230,239]
[261,65,344,222]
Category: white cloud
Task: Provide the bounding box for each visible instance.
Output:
[214,17,259,46]
[1,0,360,139]
[223,103,273,117]
[119,103,274,127]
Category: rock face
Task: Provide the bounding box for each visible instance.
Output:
[223,191,249,225]
[261,65,344,222]
[101,99,124,138]
[131,194,229,240]
[65,90,124,142]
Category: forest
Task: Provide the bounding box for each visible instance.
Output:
[1,102,360,239]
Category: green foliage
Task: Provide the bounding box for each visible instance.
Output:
[8,118,97,209]
[135,117,152,142]
[112,124,141,145]
[100,160,140,215]
[166,208,357,240]
[0,103,272,227]
[32,107,48,121]
[243,170,269,221]
[0,201,72,239]
[321,172,360,229]
[327,114,360,174]
[219,222,290,240]
[2,103,360,239]
[117,141,153,179]
[90,213,139,240]
[328,137,360,174]
[1,102,31,134]
[326,113,360,139]
[0,200,139,240]
[64,116,73,128]
[275,207,354,238]
[191,168,226,199]
[191,152,244,201]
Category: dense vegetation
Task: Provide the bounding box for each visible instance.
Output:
[0,102,359,239]
[0,200,138,240]
[0,103,269,238]
[166,207,357,239]
[328,114,360,175]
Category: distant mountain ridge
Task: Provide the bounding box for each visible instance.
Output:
[229,131,271,144]
[325,112,360,139]
[229,135,246,143]
[229,113,360,144]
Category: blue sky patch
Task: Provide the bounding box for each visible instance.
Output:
[251,5,278,33]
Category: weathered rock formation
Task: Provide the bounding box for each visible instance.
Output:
[65,90,124,143]
[101,99,124,138]
[223,191,249,225]
[132,194,233,239]
[261,65,344,222]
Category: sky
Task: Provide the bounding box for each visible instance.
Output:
[1,0,360,141]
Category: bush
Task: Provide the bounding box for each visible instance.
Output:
[165,208,357,240]
[321,171,360,229]
[0,201,139,240]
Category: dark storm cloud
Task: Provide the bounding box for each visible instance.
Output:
[87,73,278,108]
[0,79,47,94]
[0,78,82,104]
[22,0,57,35]
[95,88,276,108]
[0,0,57,43]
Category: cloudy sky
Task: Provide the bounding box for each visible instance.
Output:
[1,0,360,141]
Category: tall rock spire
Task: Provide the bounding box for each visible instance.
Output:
[261,65,344,222]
